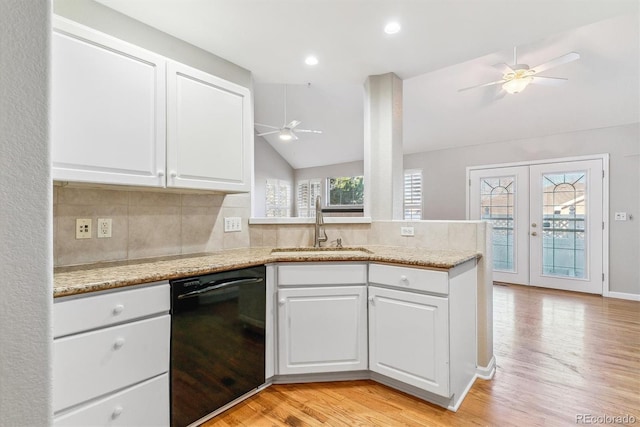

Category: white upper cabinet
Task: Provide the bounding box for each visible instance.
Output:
[51,17,166,187]
[51,17,251,192]
[167,62,251,192]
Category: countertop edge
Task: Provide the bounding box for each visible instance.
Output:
[54,248,482,298]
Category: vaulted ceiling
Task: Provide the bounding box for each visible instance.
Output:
[97,0,639,169]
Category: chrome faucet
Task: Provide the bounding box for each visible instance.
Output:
[313,195,328,248]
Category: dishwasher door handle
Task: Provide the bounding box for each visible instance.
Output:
[177,277,264,299]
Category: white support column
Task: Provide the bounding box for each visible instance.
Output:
[364,73,404,220]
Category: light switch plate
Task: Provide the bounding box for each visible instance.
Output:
[76,218,92,239]
[401,226,415,236]
[224,217,242,232]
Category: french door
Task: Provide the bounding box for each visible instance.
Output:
[469,159,604,294]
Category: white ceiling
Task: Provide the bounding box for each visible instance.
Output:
[97,0,639,169]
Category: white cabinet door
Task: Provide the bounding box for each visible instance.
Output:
[51,17,166,187]
[277,286,368,375]
[368,286,450,397]
[167,61,251,192]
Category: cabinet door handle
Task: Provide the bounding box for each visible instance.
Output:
[278,298,286,305]
[170,171,177,178]
[112,406,123,419]
[531,231,538,236]
[113,338,125,350]
[368,296,375,305]
[157,170,165,177]
[112,304,124,315]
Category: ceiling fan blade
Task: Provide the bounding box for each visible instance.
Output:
[458,79,506,92]
[290,132,299,141]
[530,76,568,86]
[531,52,580,74]
[493,63,514,74]
[256,130,280,137]
[286,120,302,129]
[295,129,323,134]
[254,123,280,130]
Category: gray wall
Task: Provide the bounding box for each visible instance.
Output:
[53,0,252,88]
[0,0,52,424]
[405,123,640,295]
[253,135,295,217]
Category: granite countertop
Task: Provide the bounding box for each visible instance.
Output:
[53,246,481,298]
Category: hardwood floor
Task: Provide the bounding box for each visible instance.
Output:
[204,284,640,426]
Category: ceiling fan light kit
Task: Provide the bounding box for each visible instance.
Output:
[255,85,323,141]
[459,47,580,95]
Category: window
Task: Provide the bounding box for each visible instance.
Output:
[297,179,321,217]
[404,169,422,220]
[326,176,364,208]
[265,179,292,217]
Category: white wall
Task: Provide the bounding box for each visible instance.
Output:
[404,123,640,295]
[53,0,251,88]
[253,135,295,217]
[0,0,52,424]
[294,160,364,182]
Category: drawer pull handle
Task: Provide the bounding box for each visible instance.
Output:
[112,304,124,315]
[112,406,123,419]
[113,338,125,350]
[400,275,408,282]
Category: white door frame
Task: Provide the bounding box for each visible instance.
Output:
[466,154,610,295]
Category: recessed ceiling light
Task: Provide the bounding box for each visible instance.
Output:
[384,21,401,35]
[305,56,319,66]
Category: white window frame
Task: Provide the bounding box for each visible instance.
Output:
[265,179,292,218]
[296,179,321,217]
[404,169,422,220]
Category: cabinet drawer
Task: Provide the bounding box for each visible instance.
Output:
[54,283,169,338]
[54,374,169,427]
[53,315,170,412]
[278,263,367,286]
[369,264,448,295]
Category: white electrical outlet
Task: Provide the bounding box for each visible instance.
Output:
[97,218,112,238]
[76,218,92,239]
[401,226,415,236]
[614,212,627,221]
[224,217,242,232]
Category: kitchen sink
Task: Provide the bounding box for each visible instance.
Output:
[270,247,373,257]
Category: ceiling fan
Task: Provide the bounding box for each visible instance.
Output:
[459,47,580,94]
[255,85,323,141]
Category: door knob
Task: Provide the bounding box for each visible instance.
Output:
[531,231,538,236]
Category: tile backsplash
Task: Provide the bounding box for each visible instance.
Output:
[53,186,250,267]
[54,186,486,267]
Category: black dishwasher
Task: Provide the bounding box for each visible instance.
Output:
[170,265,266,427]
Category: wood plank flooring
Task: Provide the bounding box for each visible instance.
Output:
[203,284,640,426]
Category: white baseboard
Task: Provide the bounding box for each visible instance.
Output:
[606,291,640,301]
[476,356,496,380]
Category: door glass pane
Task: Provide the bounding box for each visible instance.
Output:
[480,176,515,272]
[541,172,586,279]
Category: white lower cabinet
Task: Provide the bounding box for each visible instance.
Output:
[368,262,478,409]
[277,286,368,375]
[368,286,449,397]
[53,283,170,426]
[276,263,368,375]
